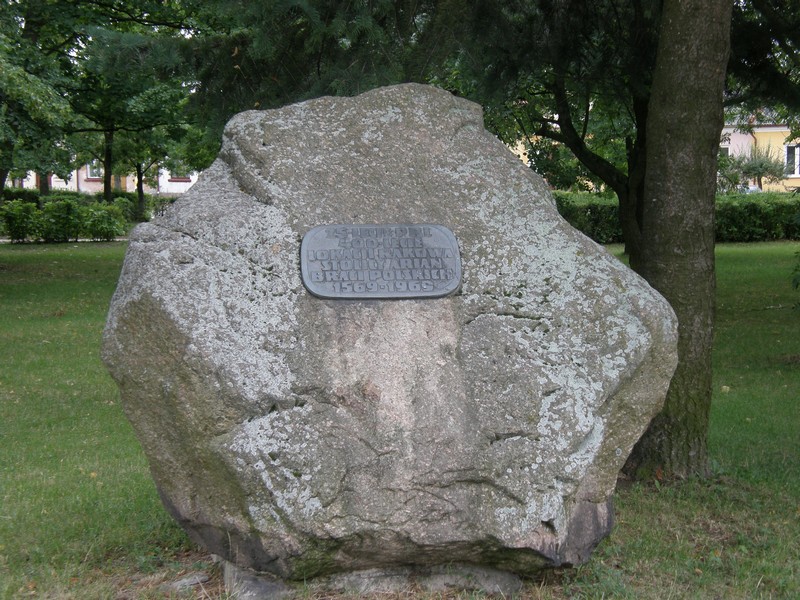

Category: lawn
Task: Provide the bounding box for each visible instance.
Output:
[0,240,798,599]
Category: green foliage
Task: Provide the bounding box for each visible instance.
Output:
[149,195,176,218]
[112,196,137,222]
[553,191,623,244]
[0,192,134,242]
[83,203,127,241]
[39,200,84,243]
[0,20,77,182]
[717,152,744,194]
[0,199,42,242]
[524,138,607,191]
[1,187,41,205]
[733,145,788,190]
[428,1,659,204]
[554,192,800,244]
[728,2,800,139]
[46,191,97,207]
[716,193,800,242]
[94,190,137,204]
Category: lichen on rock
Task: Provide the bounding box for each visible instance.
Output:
[102,83,678,590]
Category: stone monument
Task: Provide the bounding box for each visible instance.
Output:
[102,83,678,596]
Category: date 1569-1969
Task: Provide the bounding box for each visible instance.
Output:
[332,280,435,294]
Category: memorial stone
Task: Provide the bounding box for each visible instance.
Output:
[102,83,679,595]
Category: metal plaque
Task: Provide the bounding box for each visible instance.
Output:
[300,224,462,299]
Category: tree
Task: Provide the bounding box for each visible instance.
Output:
[67,28,191,202]
[113,127,171,221]
[736,145,788,190]
[524,137,606,191]
[174,0,438,144]
[1,0,198,196]
[623,0,732,478]
[727,0,800,136]
[0,1,77,190]
[434,1,661,264]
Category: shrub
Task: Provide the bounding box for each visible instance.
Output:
[46,191,97,206]
[1,188,41,206]
[0,199,42,242]
[554,191,800,244]
[93,190,140,204]
[553,191,623,244]
[716,193,800,242]
[39,200,83,243]
[112,196,137,222]
[82,203,127,241]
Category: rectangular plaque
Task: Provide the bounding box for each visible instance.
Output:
[300,224,462,299]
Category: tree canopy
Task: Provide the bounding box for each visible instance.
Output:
[4,1,797,197]
[727,0,800,134]
[0,0,200,196]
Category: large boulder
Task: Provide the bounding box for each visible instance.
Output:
[102,83,678,589]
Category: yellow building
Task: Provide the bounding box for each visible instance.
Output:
[721,124,800,192]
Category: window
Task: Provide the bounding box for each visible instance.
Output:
[787,145,799,176]
[719,146,730,158]
[86,160,103,180]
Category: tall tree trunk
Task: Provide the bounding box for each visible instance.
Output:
[0,138,12,192]
[135,163,146,221]
[624,0,732,479]
[37,172,51,196]
[103,130,114,203]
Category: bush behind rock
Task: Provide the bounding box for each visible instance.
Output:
[1,197,127,242]
[554,190,800,244]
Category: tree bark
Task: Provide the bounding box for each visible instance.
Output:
[103,130,114,203]
[135,163,146,221]
[37,172,52,196]
[0,138,13,192]
[624,0,732,479]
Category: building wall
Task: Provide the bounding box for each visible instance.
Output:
[752,127,800,191]
[721,126,753,158]
[19,165,198,197]
[723,125,800,192]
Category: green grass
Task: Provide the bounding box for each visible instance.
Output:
[0,243,198,599]
[0,241,798,598]
[712,243,800,496]
[554,242,800,599]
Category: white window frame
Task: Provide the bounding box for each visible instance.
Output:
[786,144,800,178]
[86,160,104,179]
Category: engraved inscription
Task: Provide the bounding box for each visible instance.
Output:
[301,224,462,299]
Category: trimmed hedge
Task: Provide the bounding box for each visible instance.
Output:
[40,199,84,243]
[716,193,800,242]
[1,187,41,205]
[3,188,799,244]
[0,200,41,242]
[553,191,624,244]
[554,190,800,244]
[1,198,127,242]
